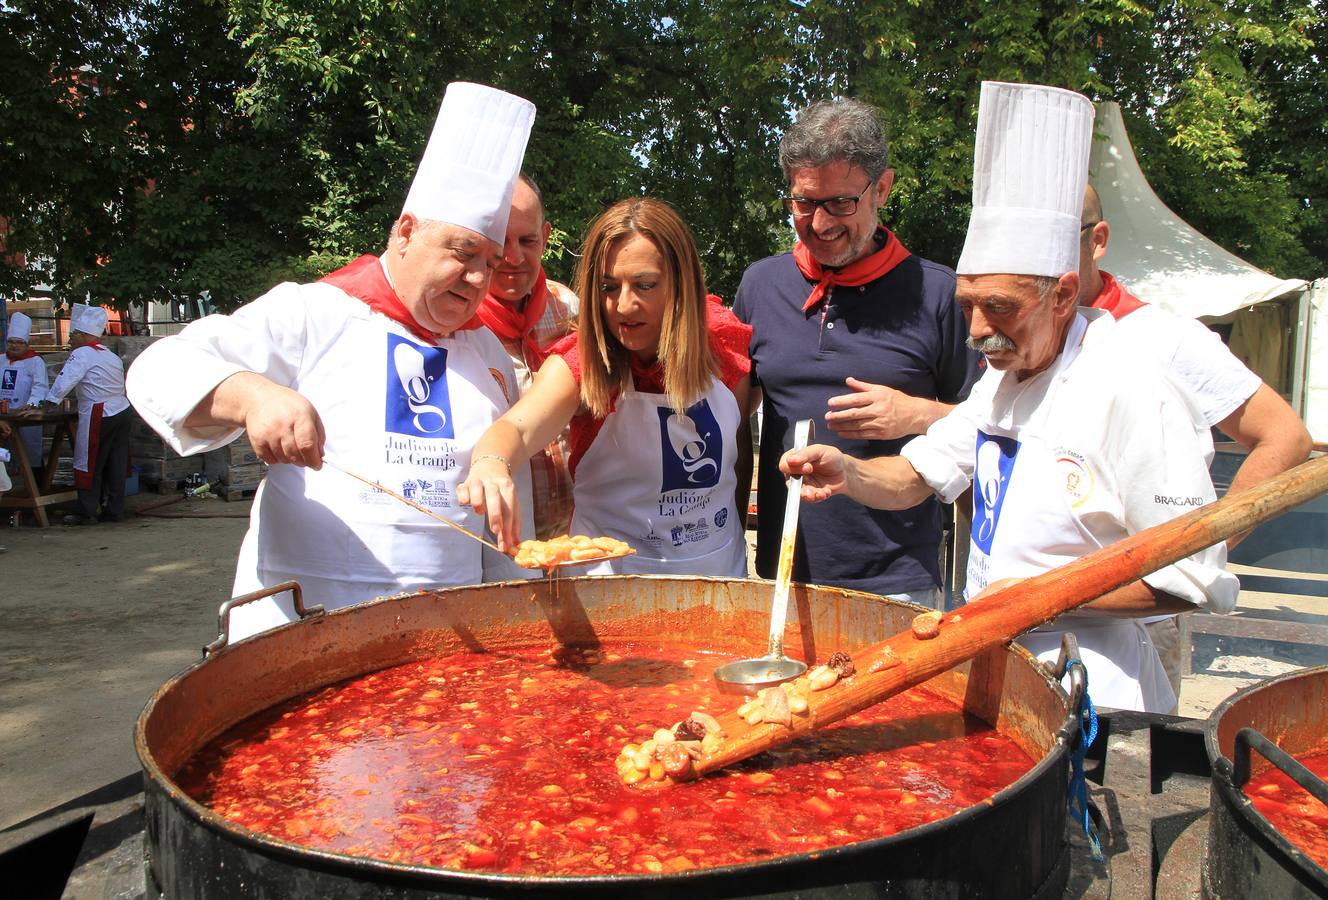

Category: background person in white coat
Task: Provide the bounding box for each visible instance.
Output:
[1077,183,1311,710]
[780,82,1238,713]
[127,82,538,642]
[38,305,131,525]
[2,312,49,485]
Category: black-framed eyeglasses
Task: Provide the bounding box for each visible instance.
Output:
[1080,220,1100,232]
[782,182,872,218]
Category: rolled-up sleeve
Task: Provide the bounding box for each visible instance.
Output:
[900,390,987,504]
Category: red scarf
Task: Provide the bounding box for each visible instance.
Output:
[5,348,38,362]
[793,228,912,312]
[86,341,107,351]
[468,267,551,367]
[1088,271,1147,320]
[320,254,482,343]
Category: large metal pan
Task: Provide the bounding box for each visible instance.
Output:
[1205,664,1328,898]
[137,576,1081,899]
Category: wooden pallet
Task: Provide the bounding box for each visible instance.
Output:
[220,484,259,502]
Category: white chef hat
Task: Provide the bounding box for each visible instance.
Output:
[7,312,32,343]
[956,81,1095,278]
[401,82,536,246]
[70,303,108,337]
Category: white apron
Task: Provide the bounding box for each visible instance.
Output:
[965,386,1173,713]
[72,401,105,482]
[570,374,746,576]
[1,357,43,462]
[230,323,524,640]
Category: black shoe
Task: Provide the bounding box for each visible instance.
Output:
[61,514,99,526]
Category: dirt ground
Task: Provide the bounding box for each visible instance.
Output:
[0,491,250,831]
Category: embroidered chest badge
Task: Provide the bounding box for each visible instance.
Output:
[1054,449,1095,508]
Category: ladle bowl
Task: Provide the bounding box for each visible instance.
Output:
[713,418,813,694]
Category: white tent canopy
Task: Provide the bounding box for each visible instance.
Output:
[1089,100,1326,440]
[1089,101,1307,319]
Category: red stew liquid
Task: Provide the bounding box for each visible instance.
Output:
[178,644,1036,874]
[1244,749,1328,870]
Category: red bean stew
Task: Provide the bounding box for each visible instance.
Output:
[1244,748,1328,870]
[177,643,1036,875]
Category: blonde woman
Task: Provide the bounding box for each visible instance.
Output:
[459,198,754,575]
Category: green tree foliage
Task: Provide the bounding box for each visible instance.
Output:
[1,0,1323,314]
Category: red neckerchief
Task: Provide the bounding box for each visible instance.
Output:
[320,254,483,342]
[469,267,550,367]
[5,348,38,362]
[86,341,107,351]
[624,294,729,393]
[793,227,912,312]
[1088,271,1147,320]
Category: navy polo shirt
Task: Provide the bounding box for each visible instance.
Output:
[733,247,981,597]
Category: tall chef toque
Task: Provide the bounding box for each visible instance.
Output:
[401,82,536,245]
[69,303,109,337]
[7,312,32,343]
[956,81,1095,278]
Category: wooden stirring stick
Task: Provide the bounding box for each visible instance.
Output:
[324,461,507,554]
[325,462,634,571]
[676,454,1328,780]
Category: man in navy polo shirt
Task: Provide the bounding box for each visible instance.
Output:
[734,98,980,606]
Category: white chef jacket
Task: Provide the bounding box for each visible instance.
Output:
[127,279,534,642]
[902,310,1239,712]
[2,353,48,462]
[46,345,129,473]
[1110,304,1261,427]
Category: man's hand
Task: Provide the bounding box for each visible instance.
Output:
[0,420,11,439]
[825,377,927,441]
[779,443,850,502]
[456,457,521,552]
[243,382,326,469]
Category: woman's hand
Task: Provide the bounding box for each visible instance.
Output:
[457,456,522,552]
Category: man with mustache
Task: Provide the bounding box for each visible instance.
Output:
[127,83,537,641]
[781,82,1237,713]
[734,99,980,608]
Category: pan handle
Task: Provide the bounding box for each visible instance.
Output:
[1051,632,1087,743]
[1230,727,1328,807]
[205,580,324,656]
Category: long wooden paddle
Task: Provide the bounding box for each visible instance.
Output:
[678,453,1328,780]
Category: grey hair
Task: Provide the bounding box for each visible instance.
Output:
[386,215,446,248]
[778,99,890,183]
[1032,275,1059,304]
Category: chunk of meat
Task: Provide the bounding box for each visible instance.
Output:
[912,611,943,640]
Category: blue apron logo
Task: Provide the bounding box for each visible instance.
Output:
[385,334,453,438]
[658,400,722,492]
[972,430,1020,554]
[1,369,15,391]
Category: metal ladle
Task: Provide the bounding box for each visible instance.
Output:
[713,418,813,695]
